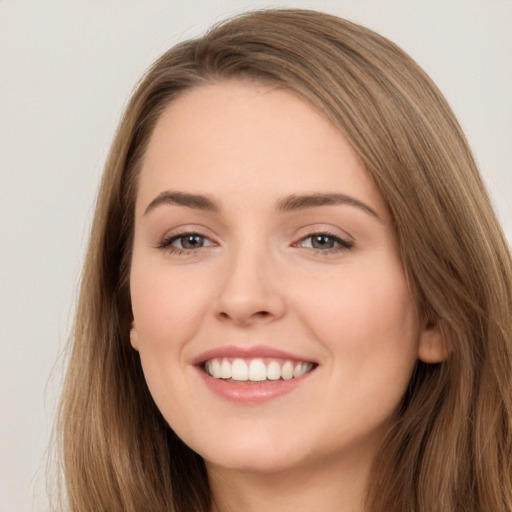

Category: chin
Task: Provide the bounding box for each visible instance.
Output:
[203,448,307,475]
[184,426,311,474]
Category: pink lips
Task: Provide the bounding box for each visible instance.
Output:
[192,345,317,404]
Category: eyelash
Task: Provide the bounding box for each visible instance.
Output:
[295,231,354,254]
[157,231,354,256]
[158,232,214,255]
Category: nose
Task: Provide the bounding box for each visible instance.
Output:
[214,245,286,327]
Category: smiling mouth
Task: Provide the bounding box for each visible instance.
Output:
[202,357,316,382]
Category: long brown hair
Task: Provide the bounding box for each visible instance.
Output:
[56,9,512,511]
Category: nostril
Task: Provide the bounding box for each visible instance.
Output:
[217,309,272,323]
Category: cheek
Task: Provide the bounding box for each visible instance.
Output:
[305,267,420,436]
[300,257,420,377]
[130,260,214,353]
[129,261,211,427]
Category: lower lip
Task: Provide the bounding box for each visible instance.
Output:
[195,367,315,404]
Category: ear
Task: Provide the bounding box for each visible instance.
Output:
[418,317,450,363]
[130,321,140,351]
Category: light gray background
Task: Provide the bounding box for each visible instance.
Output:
[1,1,511,510]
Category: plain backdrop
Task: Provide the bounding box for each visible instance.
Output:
[1,1,511,510]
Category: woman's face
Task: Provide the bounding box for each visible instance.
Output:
[130,80,437,476]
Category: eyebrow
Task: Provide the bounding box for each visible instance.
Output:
[276,193,380,219]
[144,191,220,215]
[144,190,379,219]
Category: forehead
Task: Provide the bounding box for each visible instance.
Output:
[137,80,387,216]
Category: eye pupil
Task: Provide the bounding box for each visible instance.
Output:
[312,235,335,249]
[181,234,203,249]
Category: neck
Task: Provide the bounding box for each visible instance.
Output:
[207,447,374,512]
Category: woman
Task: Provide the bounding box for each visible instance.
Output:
[57,8,512,512]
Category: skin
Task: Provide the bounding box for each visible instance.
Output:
[129,80,443,512]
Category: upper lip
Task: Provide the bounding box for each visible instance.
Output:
[191,345,318,366]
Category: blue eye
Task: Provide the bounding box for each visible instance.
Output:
[298,233,353,252]
[160,233,214,253]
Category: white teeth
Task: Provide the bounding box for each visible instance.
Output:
[293,362,313,377]
[249,359,266,381]
[231,358,249,381]
[266,360,281,380]
[212,359,221,378]
[221,359,231,379]
[204,357,314,382]
[281,361,294,380]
